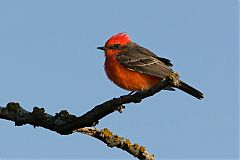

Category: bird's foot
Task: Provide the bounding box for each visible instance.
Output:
[128,91,135,95]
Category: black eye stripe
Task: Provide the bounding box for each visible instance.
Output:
[109,44,121,49]
[114,44,121,48]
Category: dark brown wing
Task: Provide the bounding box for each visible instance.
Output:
[157,57,173,67]
[134,44,173,66]
[116,43,174,78]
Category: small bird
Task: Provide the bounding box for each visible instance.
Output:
[98,33,204,100]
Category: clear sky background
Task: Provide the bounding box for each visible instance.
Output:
[0,0,238,159]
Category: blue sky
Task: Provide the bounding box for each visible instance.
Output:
[0,0,238,159]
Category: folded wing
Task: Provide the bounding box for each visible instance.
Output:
[116,44,174,79]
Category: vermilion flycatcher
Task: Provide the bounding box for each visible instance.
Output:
[98,33,204,100]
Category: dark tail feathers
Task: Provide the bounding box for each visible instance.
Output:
[177,80,204,100]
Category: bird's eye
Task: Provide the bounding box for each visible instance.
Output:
[113,44,121,48]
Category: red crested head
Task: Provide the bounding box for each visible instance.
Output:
[105,32,131,47]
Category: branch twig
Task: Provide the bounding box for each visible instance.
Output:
[75,127,155,160]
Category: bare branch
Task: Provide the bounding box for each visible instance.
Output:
[0,79,171,159]
[0,79,170,134]
[75,127,155,160]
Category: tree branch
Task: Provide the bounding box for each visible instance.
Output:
[0,79,171,159]
[75,127,155,160]
[0,79,170,134]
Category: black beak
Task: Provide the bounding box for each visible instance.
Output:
[97,46,106,50]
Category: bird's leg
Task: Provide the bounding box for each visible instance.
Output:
[168,72,180,87]
[128,91,135,95]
